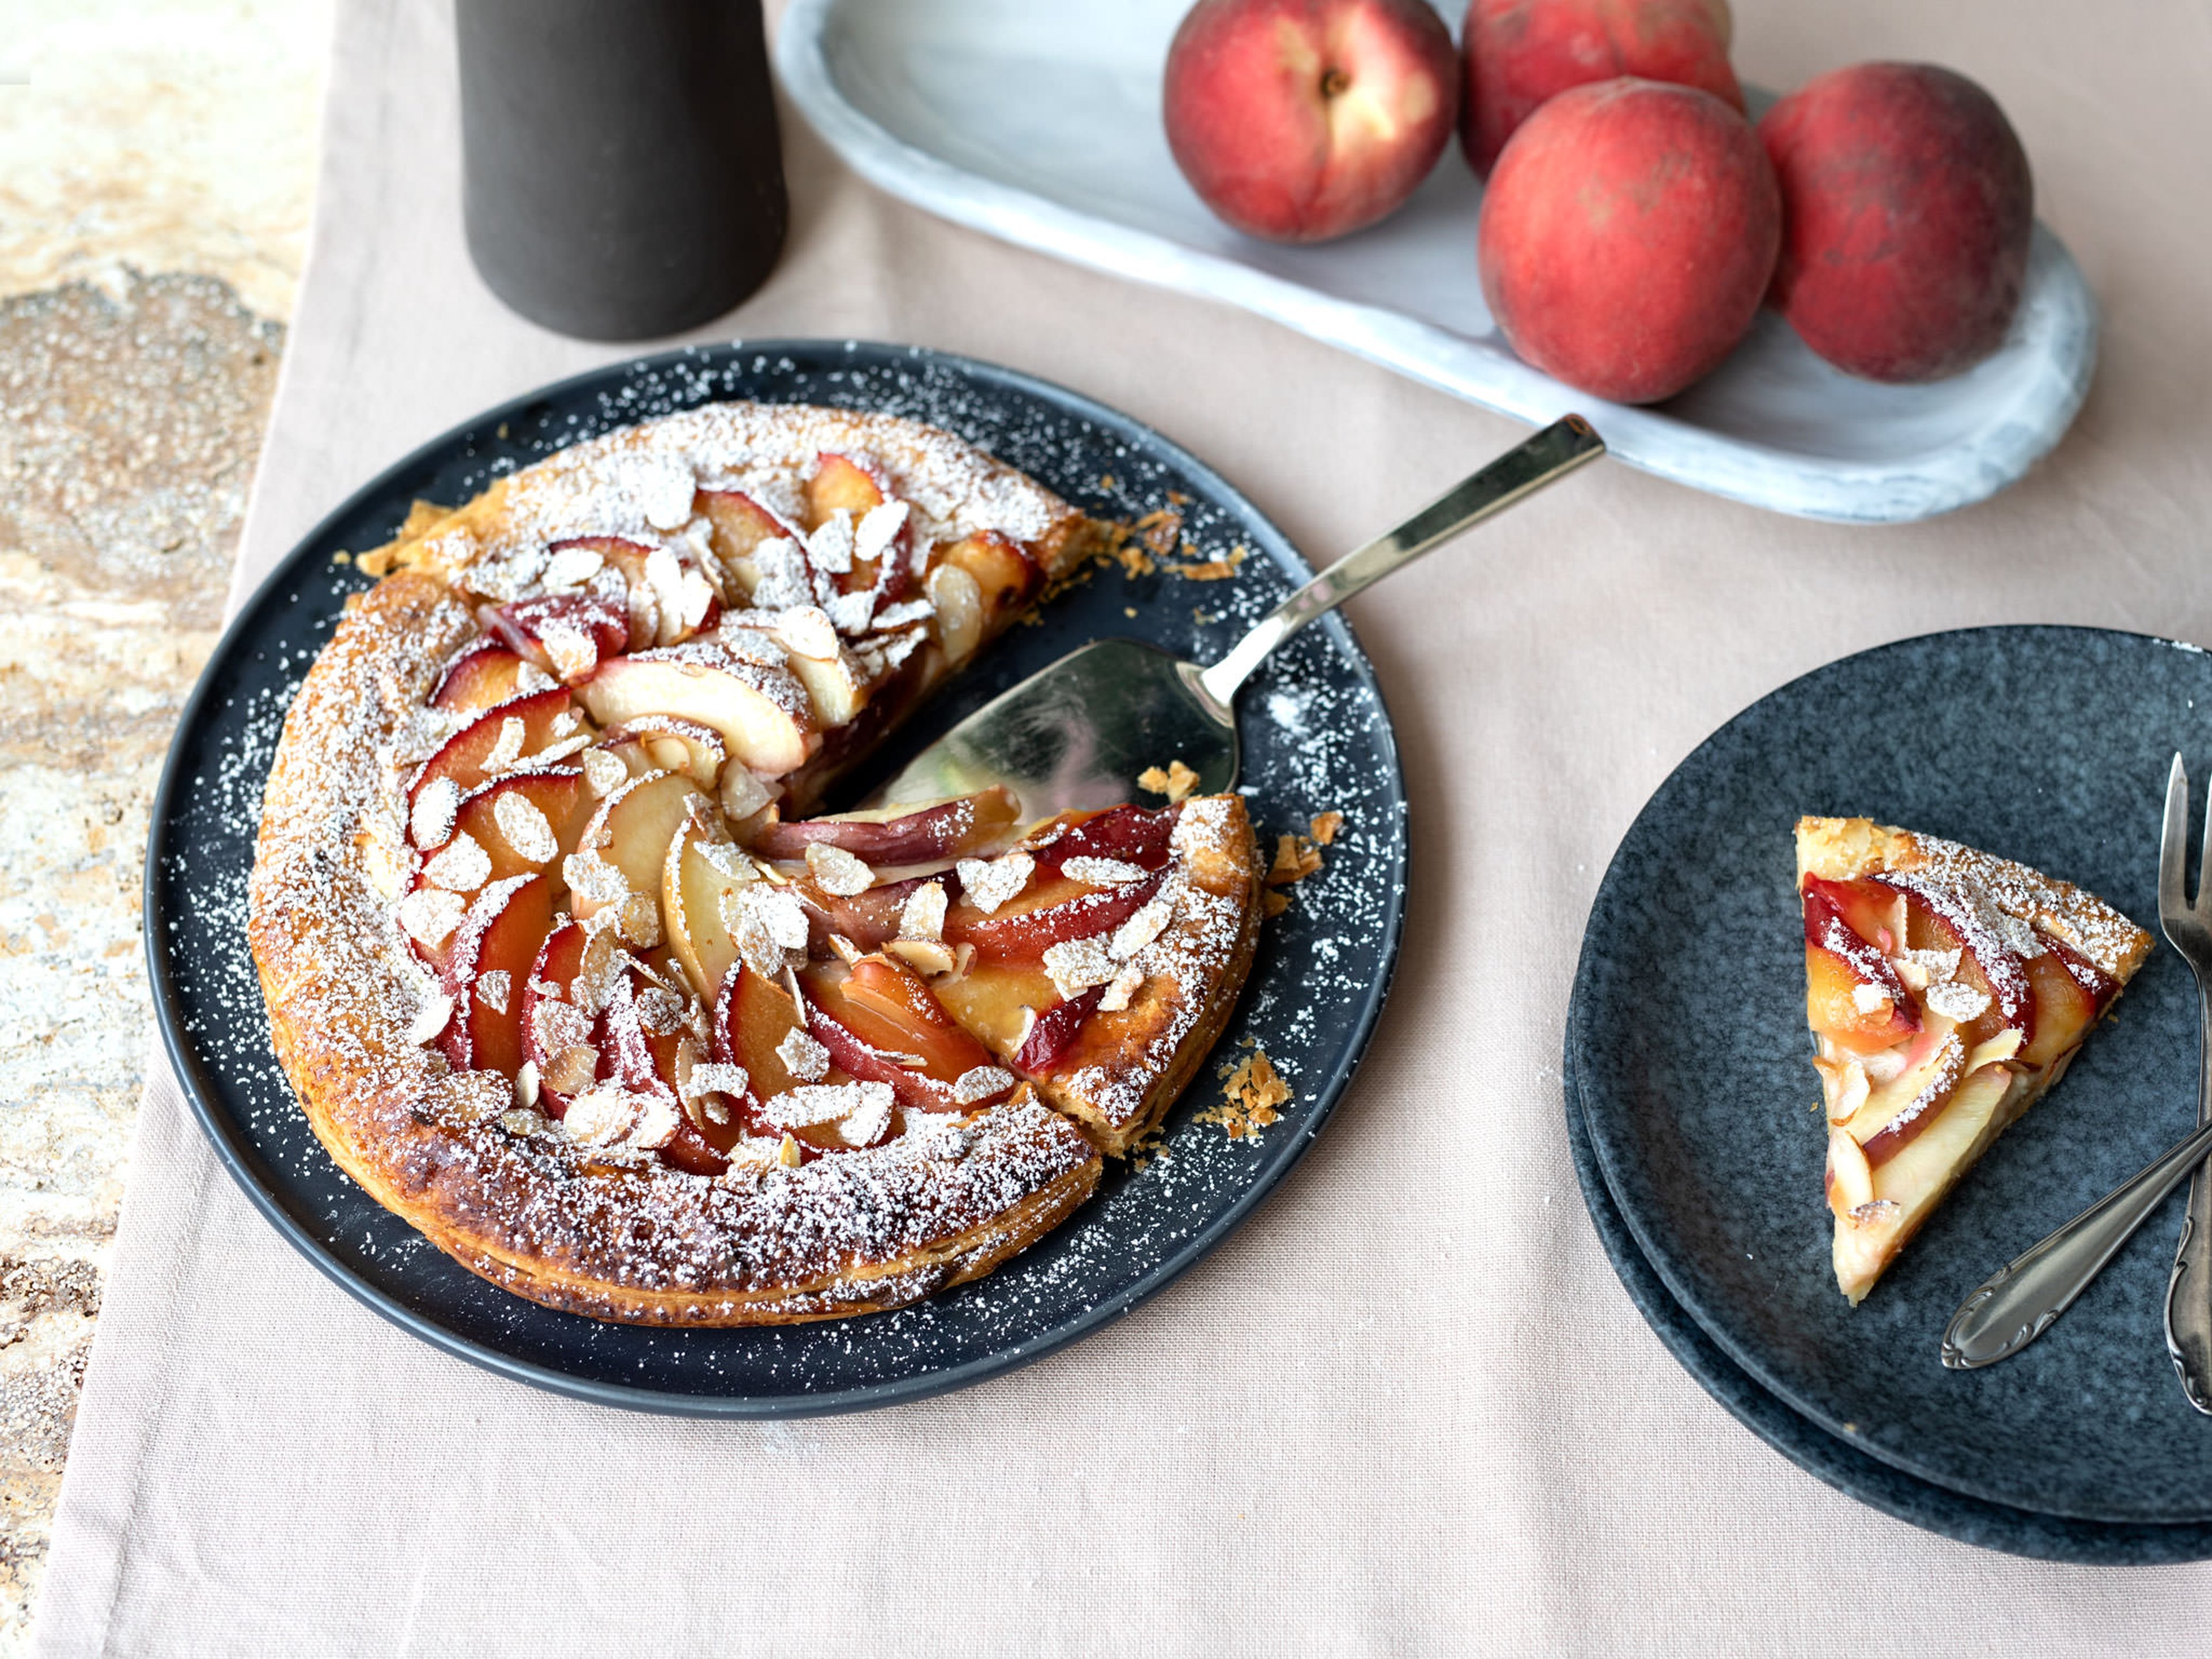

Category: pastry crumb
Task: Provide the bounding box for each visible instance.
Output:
[1309,810,1343,846]
[1138,759,1200,804]
[1195,1050,1291,1140]
[1262,888,1291,918]
[1167,544,1247,582]
[1268,832,1323,887]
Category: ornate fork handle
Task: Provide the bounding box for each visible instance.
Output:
[1943,1113,2212,1369]
[2165,980,2212,1412]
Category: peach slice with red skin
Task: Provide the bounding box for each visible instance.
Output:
[794,870,940,956]
[1880,874,2034,1048]
[1032,804,1180,875]
[438,767,588,890]
[753,787,1022,866]
[798,955,1010,1113]
[713,964,873,1158]
[946,869,1167,965]
[697,489,804,601]
[431,642,530,712]
[521,921,605,1115]
[441,873,554,1077]
[1014,985,1104,1073]
[570,771,701,937]
[490,590,630,680]
[580,643,816,778]
[596,715,727,788]
[938,529,1037,616]
[407,685,579,817]
[2020,945,2102,1070]
[599,968,732,1176]
[930,957,1062,1062]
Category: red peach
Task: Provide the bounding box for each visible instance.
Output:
[1759,62,2033,383]
[1459,0,1741,176]
[1478,77,1779,403]
[1164,0,1460,243]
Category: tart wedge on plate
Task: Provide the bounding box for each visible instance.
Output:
[1797,816,2153,1303]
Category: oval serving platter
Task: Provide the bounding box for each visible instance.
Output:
[147,340,1407,1416]
[1571,626,2212,1524]
[775,0,2097,526]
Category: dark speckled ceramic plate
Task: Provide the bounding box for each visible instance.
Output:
[147,341,1406,1416]
[1571,626,2212,1531]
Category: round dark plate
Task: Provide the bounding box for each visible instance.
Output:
[1571,626,2212,1525]
[147,340,1407,1416]
[1563,1015,2212,1562]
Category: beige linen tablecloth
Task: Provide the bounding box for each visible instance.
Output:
[33,0,2212,1650]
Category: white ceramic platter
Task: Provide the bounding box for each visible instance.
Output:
[775,0,2097,524]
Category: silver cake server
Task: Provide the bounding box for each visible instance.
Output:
[866,415,1605,817]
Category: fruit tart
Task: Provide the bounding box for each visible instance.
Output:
[248,403,1265,1325]
[1797,816,2152,1304]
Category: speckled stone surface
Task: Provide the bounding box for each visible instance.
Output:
[0,2,327,1643]
[1571,626,2212,1528]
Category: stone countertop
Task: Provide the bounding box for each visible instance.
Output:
[0,1,329,1645]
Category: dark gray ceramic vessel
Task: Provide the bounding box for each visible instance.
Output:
[146,341,1406,1416]
[1571,626,2212,1528]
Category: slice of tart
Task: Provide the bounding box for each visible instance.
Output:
[249,403,1268,1327]
[1796,816,2153,1304]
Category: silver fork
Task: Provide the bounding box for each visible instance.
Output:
[1941,754,2212,1376]
[2160,755,2212,1413]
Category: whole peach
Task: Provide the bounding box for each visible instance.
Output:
[1164,0,1460,243]
[1478,77,1779,403]
[1759,63,2033,383]
[1460,0,1741,175]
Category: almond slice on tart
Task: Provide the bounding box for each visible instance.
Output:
[1796,816,2153,1304]
[249,402,1268,1328]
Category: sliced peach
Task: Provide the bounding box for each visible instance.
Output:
[940,529,1037,617]
[1032,803,1179,875]
[798,956,1007,1112]
[1834,1061,2019,1304]
[442,767,588,889]
[793,870,940,955]
[927,956,1059,1061]
[1804,944,1918,1054]
[490,590,630,681]
[597,715,726,787]
[442,874,554,1078]
[2020,946,2100,1070]
[521,920,606,1113]
[408,686,579,816]
[712,964,853,1157]
[1800,874,1907,955]
[1883,875,2033,1049]
[698,488,802,600]
[580,644,816,777]
[806,451,888,527]
[662,809,752,1003]
[571,770,700,941]
[947,868,1166,965]
[754,787,1022,866]
[925,560,984,664]
[431,641,529,711]
[1013,984,1103,1073]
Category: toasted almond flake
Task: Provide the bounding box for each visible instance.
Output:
[899,880,948,942]
[541,622,600,683]
[1925,979,1993,1021]
[824,588,877,636]
[825,933,862,965]
[637,985,684,1035]
[551,709,582,738]
[715,622,790,666]
[1111,893,1173,959]
[870,597,934,632]
[616,890,662,948]
[410,776,461,850]
[483,715,527,774]
[1099,960,1145,1013]
[854,499,910,567]
[423,831,491,892]
[541,544,605,589]
[494,791,559,863]
[777,1027,830,1082]
[885,939,956,976]
[807,509,855,574]
[1063,855,1146,887]
[957,850,1033,915]
[1850,982,1889,1014]
[523,733,592,768]
[406,991,454,1045]
[498,1107,547,1137]
[475,969,512,1014]
[396,887,465,948]
[719,765,773,821]
[772,604,840,660]
[1138,759,1199,804]
[645,546,690,643]
[685,1061,749,1101]
[631,1094,680,1150]
[839,1086,892,1146]
[778,1131,802,1167]
[582,747,630,796]
[563,1086,635,1146]
[805,842,875,896]
[543,1041,599,1096]
[513,661,556,694]
[1042,935,1117,999]
[513,1060,541,1111]
[952,1065,1014,1105]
